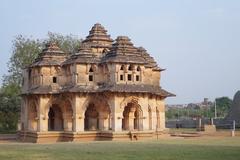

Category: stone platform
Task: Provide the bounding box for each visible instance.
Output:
[18,130,160,143]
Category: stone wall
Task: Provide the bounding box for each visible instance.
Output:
[166,118,239,129]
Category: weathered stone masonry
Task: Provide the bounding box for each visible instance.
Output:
[20,23,174,142]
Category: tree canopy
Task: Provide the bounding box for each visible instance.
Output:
[166,97,233,120]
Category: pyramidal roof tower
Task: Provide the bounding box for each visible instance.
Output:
[82,23,113,55]
[31,42,67,67]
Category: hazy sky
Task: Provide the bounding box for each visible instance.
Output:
[0,0,239,104]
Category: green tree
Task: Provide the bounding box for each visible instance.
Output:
[47,32,82,54]
[211,97,233,118]
[0,83,21,132]
[3,35,42,86]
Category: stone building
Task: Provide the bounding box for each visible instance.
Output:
[20,23,174,142]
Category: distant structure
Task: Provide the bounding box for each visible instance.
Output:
[166,98,213,110]
[225,91,240,123]
[19,23,174,142]
[192,98,213,109]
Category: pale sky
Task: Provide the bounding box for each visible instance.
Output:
[0,0,239,104]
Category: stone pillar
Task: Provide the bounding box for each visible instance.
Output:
[73,114,84,132]
[124,72,128,82]
[28,115,37,131]
[132,72,135,82]
[141,108,149,131]
[129,107,136,130]
[73,73,78,84]
[111,111,123,131]
[159,111,166,130]
[108,95,123,132]
[37,106,42,132]
[148,110,153,130]
[98,115,109,131]
[99,112,109,130]
[210,118,214,125]
[23,98,28,131]
[37,113,47,132]
[72,95,85,132]
[37,96,50,132]
[63,114,72,131]
[152,111,157,131]
[198,118,202,128]
[128,112,135,131]
[156,111,160,129]
[109,113,112,130]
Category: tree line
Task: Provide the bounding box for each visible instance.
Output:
[166,97,233,120]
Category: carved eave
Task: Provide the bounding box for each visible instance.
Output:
[152,68,166,72]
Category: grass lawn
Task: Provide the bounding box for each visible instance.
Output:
[0,137,240,160]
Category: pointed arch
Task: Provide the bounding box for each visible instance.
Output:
[120,96,139,109]
[120,97,143,131]
[120,65,124,70]
[156,107,160,129]
[89,66,93,72]
[83,95,111,131]
[137,66,141,71]
[128,64,133,71]
[122,102,143,131]
[45,95,73,131]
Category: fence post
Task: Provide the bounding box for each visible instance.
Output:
[231,120,235,137]
[199,118,202,128]
[211,118,214,125]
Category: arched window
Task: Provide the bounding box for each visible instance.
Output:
[89,66,94,82]
[128,65,133,71]
[89,67,93,72]
[120,65,124,71]
[102,48,108,54]
[137,66,141,71]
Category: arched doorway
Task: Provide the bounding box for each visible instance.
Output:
[48,104,63,131]
[84,104,99,131]
[122,103,142,131]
